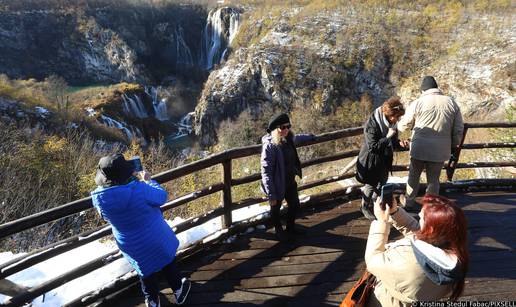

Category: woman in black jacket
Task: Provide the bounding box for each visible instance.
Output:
[356,96,408,220]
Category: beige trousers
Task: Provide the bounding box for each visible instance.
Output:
[406,158,444,205]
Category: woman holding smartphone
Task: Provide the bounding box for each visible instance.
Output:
[365,194,469,305]
[355,97,408,220]
[91,154,190,307]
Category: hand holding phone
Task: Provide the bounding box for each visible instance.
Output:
[380,184,394,210]
[129,156,143,172]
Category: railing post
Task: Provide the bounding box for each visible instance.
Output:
[446,127,469,181]
[221,160,233,228]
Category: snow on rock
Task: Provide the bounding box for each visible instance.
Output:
[35,106,50,118]
[85,107,97,117]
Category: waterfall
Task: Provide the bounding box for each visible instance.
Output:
[204,8,223,70]
[202,7,240,70]
[144,86,169,121]
[228,10,240,45]
[175,25,194,67]
[122,93,148,118]
[154,99,169,121]
[144,86,158,103]
[177,112,194,135]
[169,112,194,141]
[100,115,134,140]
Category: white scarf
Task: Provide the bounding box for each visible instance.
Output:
[373,106,394,136]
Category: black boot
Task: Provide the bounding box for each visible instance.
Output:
[286,202,305,235]
[270,203,288,241]
[360,198,376,221]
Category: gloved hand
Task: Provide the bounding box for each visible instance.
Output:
[386,128,397,139]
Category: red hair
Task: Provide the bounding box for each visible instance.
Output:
[416,194,469,300]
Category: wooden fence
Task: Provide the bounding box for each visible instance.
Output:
[0,122,514,306]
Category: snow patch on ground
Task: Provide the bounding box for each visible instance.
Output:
[0,201,271,306]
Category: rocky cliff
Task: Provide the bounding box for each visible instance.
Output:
[0,3,245,147]
[0,4,207,84]
[194,3,515,146]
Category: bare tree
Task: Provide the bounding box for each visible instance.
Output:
[44,75,70,123]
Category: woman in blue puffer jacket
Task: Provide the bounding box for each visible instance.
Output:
[91,154,190,307]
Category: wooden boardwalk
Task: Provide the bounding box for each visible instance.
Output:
[107,191,516,306]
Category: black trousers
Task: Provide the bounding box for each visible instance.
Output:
[140,260,182,302]
[361,171,388,208]
[270,183,300,229]
[285,183,300,229]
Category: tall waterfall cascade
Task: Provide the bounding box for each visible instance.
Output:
[201,7,240,70]
[175,25,194,67]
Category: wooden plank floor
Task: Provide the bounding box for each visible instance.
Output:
[108,191,516,306]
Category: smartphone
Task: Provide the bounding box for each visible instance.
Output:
[380,183,394,210]
[130,156,143,172]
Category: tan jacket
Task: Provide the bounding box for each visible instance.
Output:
[365,209,455,307]
[398,88,464,162]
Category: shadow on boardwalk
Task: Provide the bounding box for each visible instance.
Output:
[108,191,516,306]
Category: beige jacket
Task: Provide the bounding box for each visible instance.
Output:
[398,88,464,162]
[365,209,455,307]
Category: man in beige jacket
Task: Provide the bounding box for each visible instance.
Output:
[398,76,464,208]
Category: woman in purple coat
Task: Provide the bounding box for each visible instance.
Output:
[91,154,191,307]
[261,114,314,241]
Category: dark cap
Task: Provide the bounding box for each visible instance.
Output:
[421,76,438,92]
[266,113,290,133]
[95,154,134,187]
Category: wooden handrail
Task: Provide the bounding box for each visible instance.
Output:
[0,198,92,240]
[301,150,360,168]
[2,123,512,238]
[0,122,514,306]
[2,250,123,307]
[221,160,233,228]
[161,183,225,211]
[0,226,112,280]
[0,127,362,240]
[464,122,516,128]
[461,142,515,149]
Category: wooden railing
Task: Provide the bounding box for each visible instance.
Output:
[0,122,514,306]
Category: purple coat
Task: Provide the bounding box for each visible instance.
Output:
[260,133,314,200]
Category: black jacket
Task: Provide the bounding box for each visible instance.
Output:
[355,114,401,185]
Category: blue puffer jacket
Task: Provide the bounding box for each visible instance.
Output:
[91,180,179,277]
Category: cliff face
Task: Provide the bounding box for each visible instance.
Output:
[0,5,207,84]
[193,46,393,145]
[193,5,515,146]
[194,10,396,146]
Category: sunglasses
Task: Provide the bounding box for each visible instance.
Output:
[279,124,291,130]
